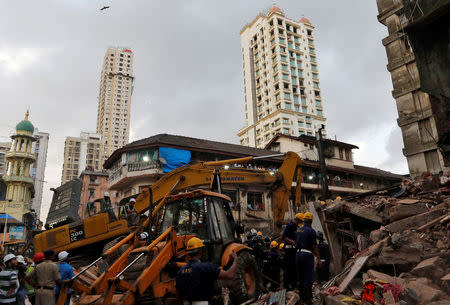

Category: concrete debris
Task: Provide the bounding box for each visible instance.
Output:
[317,177,450,305]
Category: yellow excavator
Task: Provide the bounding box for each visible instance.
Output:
[49,152,301,305]
[35,152,301,257]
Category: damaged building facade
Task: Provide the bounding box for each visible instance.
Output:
[103,133,403,233]
[376,0,449,177]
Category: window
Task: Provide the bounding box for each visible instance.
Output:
[316,100,321,107]
[288,42,293,49]
[301,97,306,105]
[298,70,303,77]
[276,93,280,100]
[298,121,303,127]
[294,105,299,111]
[285,103,291,109]
[284,92,291,99]
[273,65,278,72]
[312,64,317,71]
[307,131,312,136]
[282,64,288,71]
[293,96,299,103]
[274,74,279,81]
[302,107,307,113]
[247,192,264,211]
[290,68,296,75]
[317,110,323,116]
[283,128,290,134]
[313,82,319,88]
[308,39,313,45]
[281,55,287,62]
[294,37,299,43]
[276,103,281,109]
[264,124,269,131]
[280,47,286,53]
[279,38,286,44]
[312,73,318,79]
[299,130,305,135]
[282,74,289,81]
[339,147,344,159]
[310,56,316,62]
[283,118,289,124]
[306,123,312,129]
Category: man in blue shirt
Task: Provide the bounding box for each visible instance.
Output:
[282,213,303,290]
[176,237,238,305]
[295,212,321,305]
[55,251,74,305]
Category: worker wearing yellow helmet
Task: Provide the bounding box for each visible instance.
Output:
[176,237,239,304]
[281,212,303,289]
[279,243,285,250]
[267,240,282,290]
[295,211,321,305]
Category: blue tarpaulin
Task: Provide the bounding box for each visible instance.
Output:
[159,147,191,173]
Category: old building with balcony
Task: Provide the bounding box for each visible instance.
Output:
[265,133,405,200]
[104,133,403,231]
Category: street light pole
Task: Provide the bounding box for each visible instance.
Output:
[316,125,329,199]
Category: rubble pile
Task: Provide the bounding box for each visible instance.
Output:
[317,179,450,305]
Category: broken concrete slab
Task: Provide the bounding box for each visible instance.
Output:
[410,256,446,283]
[385,207,445,233]
[405,278,445,304]
[389,203,428,222]
[374,241,424,268]
[397,198,420,204]
[365,269,406,286]
[344,202,384,224]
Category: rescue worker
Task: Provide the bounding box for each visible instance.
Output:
[127,198,140,226]
[176,237,239,305]
[55,251,74,305]
[100,192,116,220]
[282,213,303,289]
[16,255,27,305]
[0,254,19,305]
[26,250,61,305]
[266,241,281,291]
[316,231,330,283]
[295,212,321,305]
[26,253,45,305]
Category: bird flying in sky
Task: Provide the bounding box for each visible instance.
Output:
[100,6,110,11]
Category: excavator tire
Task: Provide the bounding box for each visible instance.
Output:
[225,251,261,304]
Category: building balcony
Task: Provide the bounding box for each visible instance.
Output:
[3,176,34,184]
[5,151,36,161]
[109,160,162,188]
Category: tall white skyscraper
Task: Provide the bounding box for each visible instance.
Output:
[31,129,49,219]
[238,5,326,148]
[96,47,134,160]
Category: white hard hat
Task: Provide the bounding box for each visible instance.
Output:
[104,191,110,197]
[3,254,16,263]
[16,255,26,265]
[58,251,69,261]
[139,232,149,240]
[130,198,136,203]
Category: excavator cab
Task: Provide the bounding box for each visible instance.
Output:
[158,190,260,303]
[160,190,237,264]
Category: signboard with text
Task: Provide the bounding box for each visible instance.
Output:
[9,226,25,240]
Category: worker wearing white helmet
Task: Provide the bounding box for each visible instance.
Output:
[0,254,19,304]
[55,251,74,305]
[100,191,116,221]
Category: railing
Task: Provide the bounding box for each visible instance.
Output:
[109,167,122,182]
[127,160,161,172]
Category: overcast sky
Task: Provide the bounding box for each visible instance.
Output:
[0,0,408,221]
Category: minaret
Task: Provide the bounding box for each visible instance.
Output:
[1,111,36,221]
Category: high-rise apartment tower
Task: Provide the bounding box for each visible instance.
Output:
[61,132,102,184]
[96,47,134,160]
[31,129,49,218]
[238,5,326,149]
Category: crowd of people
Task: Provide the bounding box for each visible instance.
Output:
[0,249,74,305]
[244,212,330,305]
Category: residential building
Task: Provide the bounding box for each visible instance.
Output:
[238,5,326,149]
[265,133,404,196]
[0,142,11,177]
[78,170,117,220]
[103,133,403,231]
[96,47,134,161]
[31,129,49,219]
[376,0,446,176]
[61,132,102,185]
[0,111,36,221]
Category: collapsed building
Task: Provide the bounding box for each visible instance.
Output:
[316,175,450,304]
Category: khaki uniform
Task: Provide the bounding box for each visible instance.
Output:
[28,260,60,305]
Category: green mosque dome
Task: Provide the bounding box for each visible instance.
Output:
[16,110,34,133]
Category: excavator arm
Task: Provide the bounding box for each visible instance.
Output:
[133,151,302,230]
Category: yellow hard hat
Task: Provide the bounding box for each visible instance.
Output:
[295,213,304,221]
[257,231,263,236]
[336,196,342,200]
[320,201,325,204]
[303,212,313,220]
[270,241,278,248]
[279,243,285,250]
[186,237,204,251]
